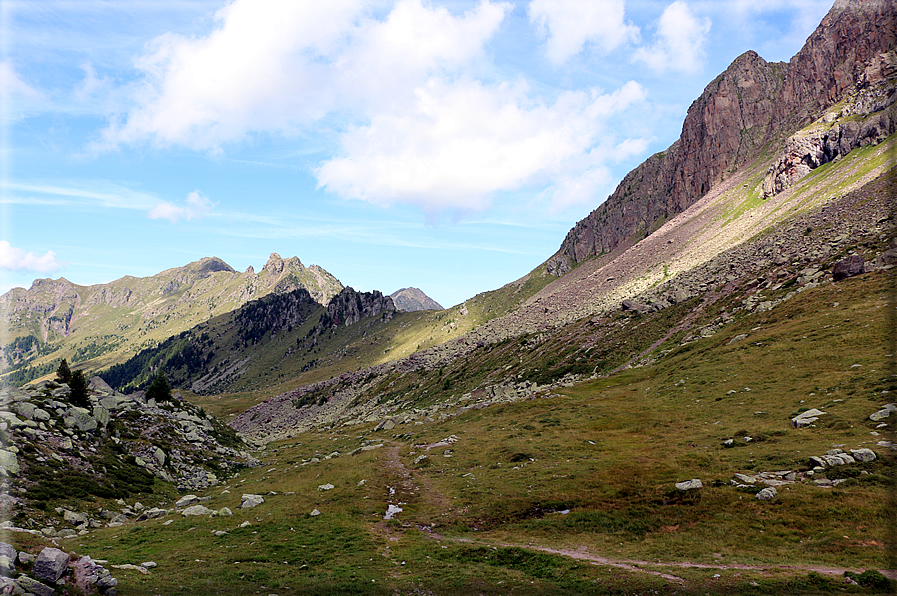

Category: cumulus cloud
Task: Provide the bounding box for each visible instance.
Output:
[317,79,648,213]
[633,1,710,74]
[528,0,639,64]
[100,0,509,151]
[148,190,215,223]
[0,241,62,273]
[100,0,653,216]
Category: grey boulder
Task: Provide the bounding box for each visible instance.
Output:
[33,547,69,583]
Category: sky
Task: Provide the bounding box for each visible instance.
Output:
[1,0,833,308]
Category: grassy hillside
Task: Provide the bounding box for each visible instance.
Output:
[52,268,893,595]
[0,255,343,385]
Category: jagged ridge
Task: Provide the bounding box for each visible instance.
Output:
[548,0,896,274]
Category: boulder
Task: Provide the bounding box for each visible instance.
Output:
[32,547,69,583]
[621,299,651,314]
[240,494,264,509]
[88,376,115,394]
[92,406,110,428]
[181,505,214,517]
[756,487,778,501]
[0,542,15,577]
[99,396,123,411]
[674,479,703,491]
[317,484,335,491]
[15,576,55,596]
[218,507,233,516]
[14,402,36,420]
[850,448,876,462]
[832,255,864,281]
[0,450,20,476]
[32,408,51,422]
[791,408,826,428]
[64,408,97,432]
[869,404,896,422]
[175,495,200,509]
[63,510,88,526]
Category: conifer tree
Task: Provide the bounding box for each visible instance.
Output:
[68,369,90,408]
[146,372,172,403]
[55,359,72,385]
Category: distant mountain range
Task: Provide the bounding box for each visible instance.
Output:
[0,253,343,383]
[3,0,895,442]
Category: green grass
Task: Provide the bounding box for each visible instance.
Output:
[37,266,892,595]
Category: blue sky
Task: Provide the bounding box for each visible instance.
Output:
[1,0,832,308]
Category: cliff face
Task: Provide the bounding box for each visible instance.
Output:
[325,287,396,328]
[549,0,896,274]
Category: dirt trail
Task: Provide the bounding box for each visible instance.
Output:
[434,535,892,582]
[376,442,896,583]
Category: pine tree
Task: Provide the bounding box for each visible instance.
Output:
[68,369,90,408]
[146,372,172,403]
[55,359,72,385]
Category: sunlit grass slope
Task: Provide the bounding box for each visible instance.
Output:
[63,269,894,595]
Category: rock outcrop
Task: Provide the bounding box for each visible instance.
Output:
[548,0,896,273]
[322,287,396,328]
[762,68,897,196]
[0,375,257,532]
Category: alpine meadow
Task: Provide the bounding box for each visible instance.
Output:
[0,0,896,594]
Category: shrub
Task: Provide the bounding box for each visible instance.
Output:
[845,570,892,590]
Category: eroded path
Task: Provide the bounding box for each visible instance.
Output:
[375,441,894,583]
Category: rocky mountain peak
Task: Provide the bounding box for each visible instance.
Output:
[193,256,235,279]
[263,252,304,275]
[390,287,443,312]
[547,0,895,276]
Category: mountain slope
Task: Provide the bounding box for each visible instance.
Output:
[230,0,897,442]
[547,0,896,275]
[96,286,398,399]
[0,253,343,384]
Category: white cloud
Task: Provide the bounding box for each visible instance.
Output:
[528,0,639,64]
[96,0,654,216]
[0,62,43,101]
[317,79,648,213]
[148,190,215,223]
[100,0,510,151]
[0,241,62,273]
[1,181,161,210]
[633,1,710,74]
[74,62,112,101]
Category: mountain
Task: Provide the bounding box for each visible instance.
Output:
[0,253,343,384]
[389,287,443,312]
[231,0,897,442]
[96,286,397,399]
[3,2,895,593]
[546,0,896,276]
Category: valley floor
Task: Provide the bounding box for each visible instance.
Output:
[31,268,893,595]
